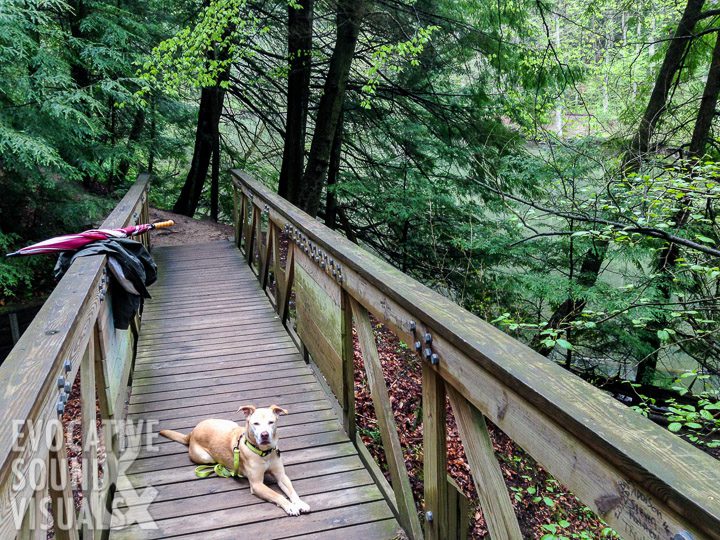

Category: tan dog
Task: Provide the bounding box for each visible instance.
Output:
[159,404,310,516]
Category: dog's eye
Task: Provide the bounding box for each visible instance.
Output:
[253,422,260,426]
[268,421,274,425]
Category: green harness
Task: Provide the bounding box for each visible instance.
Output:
[194,436,278,479]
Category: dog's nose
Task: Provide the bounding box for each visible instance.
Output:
[261,431,269,439]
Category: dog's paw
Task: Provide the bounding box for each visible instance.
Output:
[295,499,310,513]
[283,503,302,516]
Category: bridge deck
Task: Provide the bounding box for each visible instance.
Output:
[109,241,401,539]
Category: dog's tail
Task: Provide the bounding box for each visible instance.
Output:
[159,429,190,445]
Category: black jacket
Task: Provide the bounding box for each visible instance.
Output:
[54,239,157,329]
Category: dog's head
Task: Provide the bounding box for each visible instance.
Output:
[237,404,288,447]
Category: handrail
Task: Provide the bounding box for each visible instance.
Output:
[0,174,151,538]
[231,169,720,540]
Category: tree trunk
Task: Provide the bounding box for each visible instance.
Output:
[173,84,226,216]
[623,0,705,171]
[279,0,314,203]
[298,0,365,217]
[689,30,720,158]
[211,120,220,221]
[325,106,344,229]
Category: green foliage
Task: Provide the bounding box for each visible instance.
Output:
[138,0,265,98]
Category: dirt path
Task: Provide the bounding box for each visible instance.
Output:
[148,208,234,247]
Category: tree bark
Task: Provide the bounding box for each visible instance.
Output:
[298,0,365,217]
[623,0,705,171]
[689,30,720,158]
[278,0,314,203]
[324,106,344,229]
[173,83,226,216]
[211,119,220,221]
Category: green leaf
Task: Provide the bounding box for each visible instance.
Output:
[668,422,682,432]
[543,496,555,507]
[556,339,573,350]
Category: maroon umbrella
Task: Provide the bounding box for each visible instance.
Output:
[5,220,174,258]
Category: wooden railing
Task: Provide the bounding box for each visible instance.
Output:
[0,174,151,539]
[231,169,720,540]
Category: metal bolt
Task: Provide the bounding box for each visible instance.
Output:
[425,511,433,522]
[57,376,65,389]
[64,359,72,373]
[414,341,422,352]
[99,292,105,302]
[330,259,334,267]
[56,401,65,415]
[424,348,432,360]
[332,270,337,277]
[424,332,432,345]
[61,392,68,404]
[64,381,71,393]
[674,533,694,540]
[338,273,344,283]
[320,262,326,269]
[409,321,416,332]
[430,353,440,365]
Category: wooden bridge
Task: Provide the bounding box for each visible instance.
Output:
[1,172,719,540]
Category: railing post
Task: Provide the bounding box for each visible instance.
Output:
[81,335,100,538]
[423,362,448,540]
[279,243,295,325]
[340,290,356,441]
[48,424,79,540]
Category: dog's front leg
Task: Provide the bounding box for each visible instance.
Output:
[270,461,310,513]
[246,469,299,516]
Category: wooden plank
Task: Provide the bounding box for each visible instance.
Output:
[112,485,388,539]
[295,248,344,402]
[297,519,402,539]
[423,362,447,540]
[350,299,423,540]
[115,454,363,508]
[131,361,306,391]
[173,500,395,540]
[128,373,317,407]
[81,337,100,538]
[446,476,470,540]
[231,169,720,538]
[279,243,295,324]
[447,386,521,539]
[340,290,356,439]
[119,468,374,522]
[48,425,79,540]
[131,348,302,378]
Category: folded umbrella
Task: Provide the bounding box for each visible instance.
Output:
[5,220,174,257]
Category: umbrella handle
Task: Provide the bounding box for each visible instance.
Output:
[151,220,175,229]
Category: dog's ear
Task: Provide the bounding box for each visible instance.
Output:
[269,404,288,416]
[237,404,256,417]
